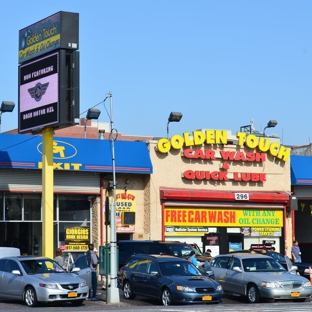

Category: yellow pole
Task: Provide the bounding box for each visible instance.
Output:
[42,127,54,258]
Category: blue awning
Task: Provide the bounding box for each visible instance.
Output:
[0,134,153,174]
[291,155,312,185]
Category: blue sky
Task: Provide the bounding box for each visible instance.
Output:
[1,1,311,146]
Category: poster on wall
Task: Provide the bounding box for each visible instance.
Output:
[62,226,89,252]
[116,191,136,232]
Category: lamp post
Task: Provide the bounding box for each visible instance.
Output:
[106,91,120,303]
[84,108,101,138]
[263,120,277,137]
[167,111,183,139]
[0,101,15,133]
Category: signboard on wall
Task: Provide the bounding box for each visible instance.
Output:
[116,191,136,232]
[19,11,79,64]
[63,226,89,252]
[19,52,59,132]
[18,50,80,133]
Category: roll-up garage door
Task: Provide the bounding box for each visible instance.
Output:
[0,169,100,194]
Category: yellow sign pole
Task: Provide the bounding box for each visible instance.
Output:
[42,127,54,258]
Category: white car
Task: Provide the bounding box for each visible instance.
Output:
[210,253,312,303]
[0,256,89,307]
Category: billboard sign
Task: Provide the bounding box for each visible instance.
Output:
[19,11,79,64]
[19,52,59,132]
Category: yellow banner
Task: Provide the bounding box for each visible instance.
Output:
[164,208,283,227]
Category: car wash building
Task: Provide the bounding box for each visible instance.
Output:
[148,129,292,257]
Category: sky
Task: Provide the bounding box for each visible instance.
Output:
[1,1,312,146]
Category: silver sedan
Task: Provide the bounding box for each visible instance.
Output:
[0,256,89,307]
[210,253,312,303]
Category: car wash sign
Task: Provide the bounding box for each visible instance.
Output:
[156,130,291,184]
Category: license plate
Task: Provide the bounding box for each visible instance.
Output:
[291,292,300,297]
[202,295,212,301]
[68,292,77,298]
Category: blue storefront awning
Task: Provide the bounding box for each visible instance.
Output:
[291,155,312,185]
[0,134,153,174]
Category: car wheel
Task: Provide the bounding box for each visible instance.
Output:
[161,287,173,306]
[247,284,260,303]
[71,299,84,306]
[24,286,38,307]
[123,280,136,299]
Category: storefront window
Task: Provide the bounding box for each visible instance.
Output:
[24,194,41,220]
[5,194,22,221]
[58,195,90,221]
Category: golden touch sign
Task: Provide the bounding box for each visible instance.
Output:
[157,130,291,183]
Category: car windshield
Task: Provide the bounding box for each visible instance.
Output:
[159,261,203,276]
[242,257,286,272]
[166,244,201,257]
[20,259,66,274]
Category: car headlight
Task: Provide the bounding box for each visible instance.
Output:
[216,285,222,291]
[261,282,281,288]
[176,285,196,292]
[302,281,312,287]
[81,281,87,287]
[39,283,58,289]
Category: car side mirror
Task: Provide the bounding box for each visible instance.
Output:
[150,271,160,276]
[71,267,81,273]
[232,266,242,273]
[11,269,22,276]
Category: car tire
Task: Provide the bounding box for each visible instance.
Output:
[71,299,84,306]
[161,287,173,306]
[24,286,38,307]
[123,280,136,299]
[247,284,260,303]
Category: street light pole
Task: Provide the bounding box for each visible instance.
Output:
[106,91,120,303]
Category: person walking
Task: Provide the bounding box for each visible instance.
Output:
[291,240,302,263]
[86,243,99,300]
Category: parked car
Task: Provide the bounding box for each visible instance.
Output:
[118,240,211,268]
[210,253,312,303]
[118,254,223,305]
[0,256,89,307]
[70,254,92,293]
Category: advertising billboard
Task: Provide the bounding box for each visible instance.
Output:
[19,52,59,132]
[18,11,79,64]
[18,50,80,133]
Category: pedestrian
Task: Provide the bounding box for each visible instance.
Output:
[54,248,64,267]
[204,248,212,256]
[249,248,256,254]
[261,247,267,255]
[86,243,99,300]
[291,240,302,263]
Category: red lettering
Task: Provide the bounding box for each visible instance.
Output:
[205,150,216,159]
[188,210,194,222]
[217,211,223,223]
[208,211,217,222]
[194,211,201,222]
[251,173,260,181]
[220,151,236,160]
[184,170,195,179]
[241,173,250,181]
[182,210,186,222]
[201,211,207,223]
[195,171,205,180]
[219,172,229,180]
[255,153,266,162]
